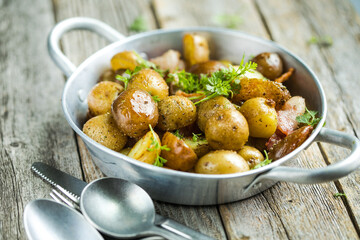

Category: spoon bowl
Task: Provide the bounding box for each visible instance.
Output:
[24,199,103,240]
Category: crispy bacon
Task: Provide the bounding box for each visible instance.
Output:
[277,96,306,135]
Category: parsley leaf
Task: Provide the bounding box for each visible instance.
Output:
[115,69,132,90]
[152,95,161,103]
[308,35,333,47]
[213,14,243,29]
[147,125,170,167]
[129,16,148,33]
[253,150,272,169]
[333,193,347,198]
[192,133,202,142]
[168,70,201,93]
[173,130,184,139]
[296,107,321,127]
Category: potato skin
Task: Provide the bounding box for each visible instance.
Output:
[195,150,250,174]
[83,113,127,152]
[238,146,264,169]
[183,33,210,66]
[252,52,283,80]
[157,96,197,131]
[205,109,249,151]
[161,132,198,171]
[197,96,235,132]
[128,130,160,164]
[112,88,159,138]
[128,69,169,100]
[240,97,277,138]
[87,81,124,116]
[110,51,138,71]
[189,60,225,76]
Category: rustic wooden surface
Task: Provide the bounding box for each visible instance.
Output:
[1,0,360,239]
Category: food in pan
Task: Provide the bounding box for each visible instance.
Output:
[82,33,321,174]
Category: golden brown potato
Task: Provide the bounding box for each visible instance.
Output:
[232,78,291,108]
[195,150,250,174]
[157,96,197,131]
[110,51,138,71]
[240,97,278,138]
[161,132,198,171]
[197,96,235,132]
[119,147,132,155]
[83,113,127,152]
[189,60,225,76]
[112,88,159,138]
[87,81,124,116]
[252,52,283,80]
[238,146,264,169]
[205,109,249,150]
[128,130,160,164]
[128,69,169,100]
[183,33,210,66]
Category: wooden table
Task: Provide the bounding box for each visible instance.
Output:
[1,0,360,239]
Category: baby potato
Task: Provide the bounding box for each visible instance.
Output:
[189,60,225,76]
[161,132,198,171]
[195,150,250,174]
[112,88,159,138]
[87,81,124,116]
[252,52,283,80]
[238,146,264,169]
[83,113,127,152]
[128,69,169,100]
[157,96,197,131]
[205,109,249,151]
[110,51,138,71]
[128,130,160,164]
[240,97,277,138]
[183,33,210,66]
[197,96,235,132]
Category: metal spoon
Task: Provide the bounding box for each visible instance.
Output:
[80,177,188,239]
[24,199,103,240]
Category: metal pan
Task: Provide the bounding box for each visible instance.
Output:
[48,17,360,205]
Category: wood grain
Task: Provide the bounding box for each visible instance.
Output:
[0,0,83,239]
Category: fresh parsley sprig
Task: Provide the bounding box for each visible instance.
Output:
[192,133,202,142]
[147,125,170,167]
[168,70,201,93]
[129,16,148,33]
[115,69,132,90]
[253,150,272,169]
[173,130,184,139]
[296,107,321,127]
[333,193,347,198]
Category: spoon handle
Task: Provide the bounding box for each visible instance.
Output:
[155,214,215,240]
[146,225,193,240]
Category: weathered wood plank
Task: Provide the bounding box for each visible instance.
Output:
[155,0,359,239]
[52,0,226,238]
[0,0,83,239]
[256,0,360,237]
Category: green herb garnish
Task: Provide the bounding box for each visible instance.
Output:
[296,107,321,127]
[147,125,170,167]
[152,95,161,103]
[168,70,201,93]
[173,130,184,139]
[333,193,347,198]
[129,16,148,32]
[253,150,272,169]
[115,69,132,90]
[192,133,202,142]
[213,14,243,29]
[308,36,333,47]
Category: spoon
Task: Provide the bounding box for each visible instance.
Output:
[24,199,103,240]
[80,177,189,239]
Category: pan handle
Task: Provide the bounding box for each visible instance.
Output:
[245,128,360,190]
[48,17,125,77]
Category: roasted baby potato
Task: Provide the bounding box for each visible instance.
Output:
[252,52,283,80]
[161,132,198,171]
[83,113,127,152]
[87,81,124,116]
[112,88,159,138]
[183,137,211,158]
[205,109,249,150]
[195,150,250,174]
[238,146,264,169]
[189,60,225,76]
[197,96,235,132]
[110,51,138,71]
[240,97,278,138]
[232,78,291,108]
[183,33,210,66]
[157,96,197,131]
[128,69,169,100]
[128,130,160,164]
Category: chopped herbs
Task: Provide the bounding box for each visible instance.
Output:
[129,16,148,32]
[115,69,132,90]
[213,14,243,29]
[147,125,170,167]
[296,107,321,127]
[252,150,272,169]
[333,193,347,198]
[152,95,161,103]
[192,133,202,142]
[308,36,333,47]
[173,130,184,139]
[168,70,201,93]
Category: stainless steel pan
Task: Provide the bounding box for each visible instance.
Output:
[48,17,360,205]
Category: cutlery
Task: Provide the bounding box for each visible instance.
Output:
[31,162,214,240]
[24,199,104,240]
